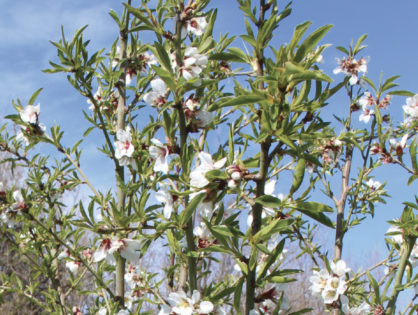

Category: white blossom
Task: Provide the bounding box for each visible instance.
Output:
[190,152,226,189]
[149,138,169,174]
[359,108,374,123]
[93,238,116,265]
[341,295,372,315]
[181,47,208,84]
[109,238,142,263]
[167,290,213,315]
[365,178,381,191]
[155,183,174,218]
[143,78,167,107]
[331,260,351,277]
[386,225,403,245]
[115,127,135,166]
[333,57,367,85]
[322,275,347,304]
[185,17,208,37]
[65,260,80,274]
[195,110,212,128]
[20,104,40,124]
[403,94,418,125]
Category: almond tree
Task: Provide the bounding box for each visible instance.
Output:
[0,1,416,314]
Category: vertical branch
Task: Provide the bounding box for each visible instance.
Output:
[333,89,354,315]
[334,145,353,260]
[174,5,197,292]
[115,0,131,307]
[385,237,416,314]
[245,1,268,314]
[334,88,354,261]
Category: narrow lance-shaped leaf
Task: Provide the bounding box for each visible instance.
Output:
[294,24,332,63]
[289,158,305,195]
[179,193,205,227]
[208,94,266,111]
[253,218,293,243]
[289,201,334,228]
[151,42,172,74]
[28,88,43,105]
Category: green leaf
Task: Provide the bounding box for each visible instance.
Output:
[233,277,245,312]
[362,77,377,92]
[288,309,313,315]
[388,90,415,97]
[367,272,381,304]
[109,9,121,26]
[289,201,334,228]
[410,138,417,173]
[255,195,282,208]
[240,34,257,48]
[209,52,247,63]
[336,46,349,55]
[28,88,43,105]
[408,175,417,186]
[83,126,95,137]
[284,62,332,82]
[204,169,228,181]
[152,66,176,92]
[289,21,312,53]
[294,25,332,63]
[179,193,205,227]
[257,239,286,282]
[381,75,400,92]
[208,94,265,111]
[211,225,244,238]
[289,158,305,195]
[152,42,172,73]
[353,34,368,54]
[253,218,293,243]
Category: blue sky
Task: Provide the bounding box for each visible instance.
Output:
[0,0,416,297]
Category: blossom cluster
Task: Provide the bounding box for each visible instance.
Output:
[357,92,392,124]
[190,151,227,218]
[309,260,350,305]
[158,290,214,315]
[0,188,26,228]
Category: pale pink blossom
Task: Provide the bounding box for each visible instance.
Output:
[87,87,103,111]
[115,127,135,166]
[194,110,212,128]
[167,290,213,315]
[390,134,408,155]
[93,238,115,265]
[155,183,174,218]
[143,78,167,107]
[330,260,351,277]
[358,92,374,108]
[341,295,372,314]
[180,47,208,84]
[333,57,367,85]
[403,94,418,125]
[149,138,169,174]
[359,108,374,123]
[20,104,40,124]
[65,260,81,274]
[109,238,142,262]
[190,152,226,188]
[365,178,381,191]
[185,17,208,37]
